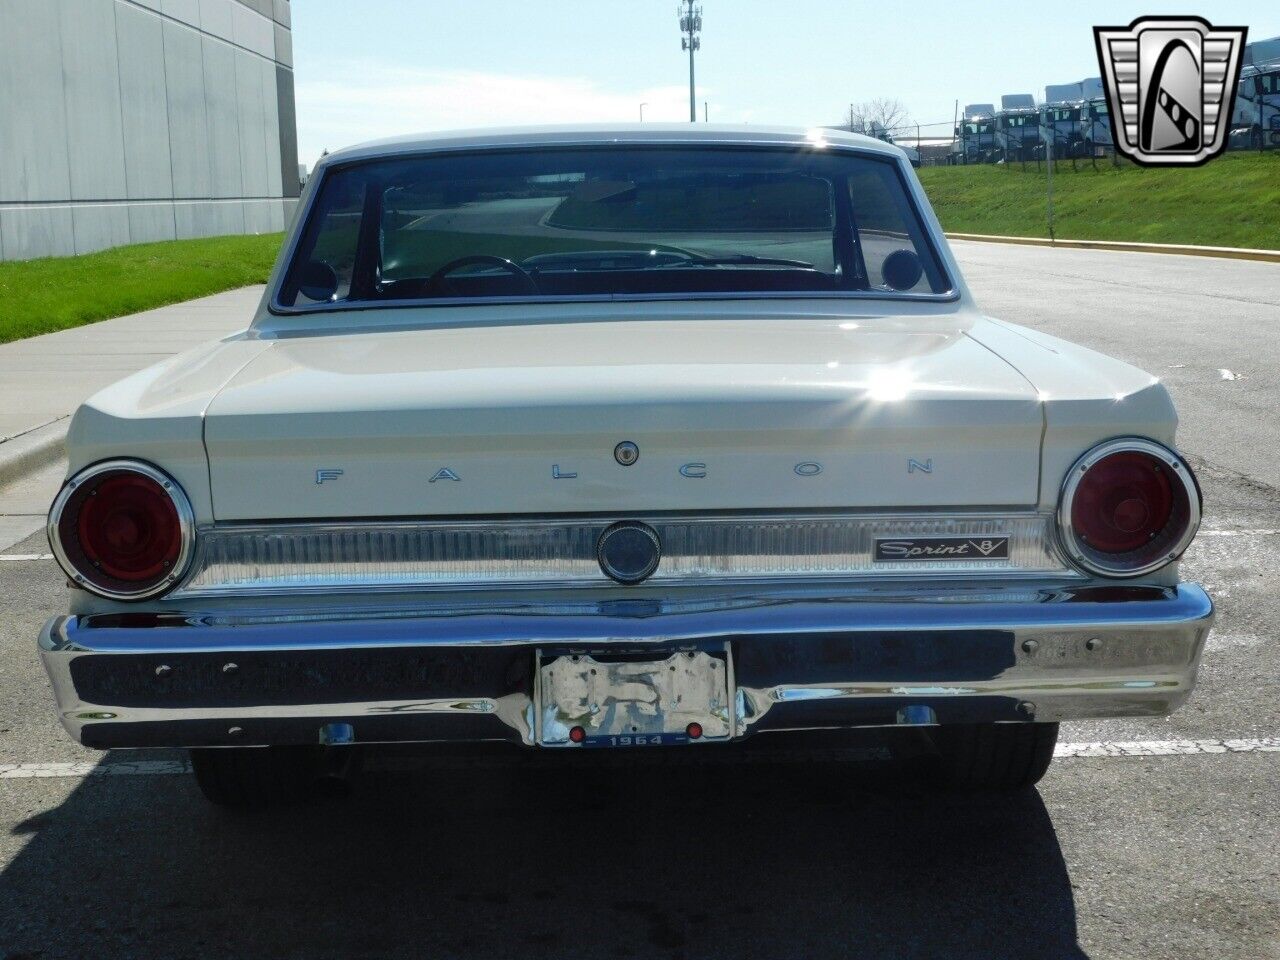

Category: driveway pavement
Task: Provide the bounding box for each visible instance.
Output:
[0,285,263,550]
[0,285,263,442]
[0,246,1277,959]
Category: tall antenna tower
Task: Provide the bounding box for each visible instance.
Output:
[678,2,702,122]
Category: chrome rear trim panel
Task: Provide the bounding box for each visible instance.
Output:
[174,512,1071,598]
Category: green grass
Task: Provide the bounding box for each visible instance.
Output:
[917,152,1280,249]
[0,232,284,344]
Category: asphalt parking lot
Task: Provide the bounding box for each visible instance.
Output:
[1,242,1277,960]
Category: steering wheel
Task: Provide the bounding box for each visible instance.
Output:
[426,255,538,294]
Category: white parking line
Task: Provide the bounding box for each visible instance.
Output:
[0,760,190,779]
[1055,738,1280,757]
[1197,529,1280,537]
[1,738,1277,780]
[0,553,53,561]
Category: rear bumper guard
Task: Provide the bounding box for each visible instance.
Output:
[38,583,1214,749]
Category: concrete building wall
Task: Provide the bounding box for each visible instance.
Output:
[0,0,297,261]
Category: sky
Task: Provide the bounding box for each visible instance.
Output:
[291,1,1277,167]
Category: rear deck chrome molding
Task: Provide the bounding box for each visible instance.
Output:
[173,512,1072,598]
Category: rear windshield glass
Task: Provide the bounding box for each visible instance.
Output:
[278,146,951,308]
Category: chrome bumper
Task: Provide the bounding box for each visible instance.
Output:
[39,583,1214,749]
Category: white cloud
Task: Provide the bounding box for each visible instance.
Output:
[296,62,698,167]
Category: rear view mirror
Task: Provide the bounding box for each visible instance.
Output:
[298,260,339,302]
[881,249,923,291]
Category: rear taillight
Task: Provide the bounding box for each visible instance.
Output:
[48,460,195,600]
[1058,439,1200,578]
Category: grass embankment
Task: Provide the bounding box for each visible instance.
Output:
[917,152,1280,250]
[0,233,284,344]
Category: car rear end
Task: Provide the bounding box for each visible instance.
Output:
[37,127,1213,801]
[39,444,1212,749]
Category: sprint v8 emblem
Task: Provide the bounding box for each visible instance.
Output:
[874,536,1010,562]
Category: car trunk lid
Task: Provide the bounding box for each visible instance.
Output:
[202,314,1043,519]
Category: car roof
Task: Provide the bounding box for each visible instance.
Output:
[318,123,902,166]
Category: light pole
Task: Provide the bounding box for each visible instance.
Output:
[1040,114,1056,241]
[639,102,648,122]
[678,2,702,122]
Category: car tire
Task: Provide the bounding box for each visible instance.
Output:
[929,722,1058,792]
[190,746,329,806]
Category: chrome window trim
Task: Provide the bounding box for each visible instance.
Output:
[48,459,197,602]
[267,288,963,318]
[267,141,957,317]
[1057,437,1202,579]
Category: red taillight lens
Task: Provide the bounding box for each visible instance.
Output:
[74,473,181,581]
[49,462,194,600]
[1060,440,1200,578]
[1070,451,1174,553]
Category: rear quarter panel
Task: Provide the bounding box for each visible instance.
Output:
[967,317,1179,510]
[65,337,273,524]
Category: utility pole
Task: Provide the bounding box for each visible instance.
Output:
[679,2,702,122]
[1041,115,1056,241]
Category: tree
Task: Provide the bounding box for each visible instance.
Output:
[844,98,912,137]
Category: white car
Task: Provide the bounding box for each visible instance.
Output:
[39,125,1212,805]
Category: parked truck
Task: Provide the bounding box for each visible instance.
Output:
[1234,56,1280,150]
[1039,101,1086,159]
[1043,79,1102,109]
[949,104,996,164]
[995,94,1039,161]
[1080,98,1114,155]
[1044,83,1083,106]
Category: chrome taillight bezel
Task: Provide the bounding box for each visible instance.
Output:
[47,459,196,601]
[1057,437,1201,579]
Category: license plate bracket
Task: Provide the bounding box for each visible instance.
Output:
[536,646,733,747]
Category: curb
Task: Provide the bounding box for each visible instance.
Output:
[0,418,69,487]
[946,233,1280,263]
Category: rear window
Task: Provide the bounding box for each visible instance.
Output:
[278,146,951,309]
